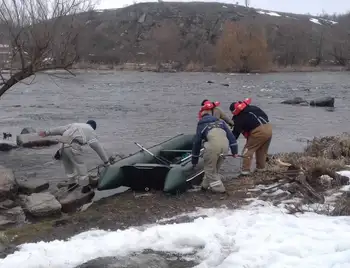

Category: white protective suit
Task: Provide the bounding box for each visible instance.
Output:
[44,123,109,187]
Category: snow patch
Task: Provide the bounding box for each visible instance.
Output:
[310,18,322,25]
[257,10,281,17]
[2,201,350,268]
[319,18,338,24]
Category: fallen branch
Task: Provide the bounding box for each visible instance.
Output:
[274,158,325,204]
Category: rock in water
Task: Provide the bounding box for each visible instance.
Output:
[17,179,49,195]
[23,193,61,217]
[20,127,36,134]
[16,134,59,148]
[0,167,16,202]
[0,143,18,152]
[309,97,335,107]
[281,97,308,105]
[56,186,95,213]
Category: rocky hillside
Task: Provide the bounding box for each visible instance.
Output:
[2,2,350,71]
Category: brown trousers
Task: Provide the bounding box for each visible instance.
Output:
[242,123,272,172]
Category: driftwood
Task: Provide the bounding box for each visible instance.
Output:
[271,158,325,204]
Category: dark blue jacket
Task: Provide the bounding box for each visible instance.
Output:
[191,114,238,165]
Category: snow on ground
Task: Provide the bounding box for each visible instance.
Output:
[319,18,338,25]
[1,171,350,268]
[2,200,350,268]
[256,9,339,25]
[310,18,322,25]
[257,10,281,17]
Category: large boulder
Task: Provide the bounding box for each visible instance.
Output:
[56,186,95,213]
[17,179,49,195]
[23,193,61,217]
[281,97,308,105]
[16,133,59,148]
[0,167,17,202]
[0,143,18,152]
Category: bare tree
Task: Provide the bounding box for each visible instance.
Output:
[245,0,250,7]
[216,21,270,73]
[0,0,96,98]
[151,20,181,64]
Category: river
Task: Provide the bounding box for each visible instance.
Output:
[0,70,349,198]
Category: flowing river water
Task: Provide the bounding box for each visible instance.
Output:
[0,70,349,199]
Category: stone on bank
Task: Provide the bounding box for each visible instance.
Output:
[23,193,62,217]
[0,167,17,202]
[17,178,49,195]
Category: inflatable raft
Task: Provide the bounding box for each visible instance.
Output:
[97,134,205,194]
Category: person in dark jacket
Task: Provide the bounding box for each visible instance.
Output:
[192,107,238,193]
[229,99,272,175]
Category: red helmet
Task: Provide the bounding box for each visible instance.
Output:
[198,101,215,119]
[202,101,214,110]
[232,98,252,116]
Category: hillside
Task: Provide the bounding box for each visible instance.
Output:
[2,2,350,72]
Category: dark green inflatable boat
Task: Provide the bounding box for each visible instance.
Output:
[97,134,205,194]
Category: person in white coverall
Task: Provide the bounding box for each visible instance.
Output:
[39,120,110,193]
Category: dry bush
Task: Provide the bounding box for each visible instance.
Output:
[215,21,270,73]
[304,133,350,159]
[151,20,181,63]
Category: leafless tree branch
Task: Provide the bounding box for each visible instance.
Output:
[0,0,96,99]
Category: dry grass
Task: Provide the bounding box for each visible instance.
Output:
[304,133,350,159]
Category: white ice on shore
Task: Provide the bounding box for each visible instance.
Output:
[2,200,350,268]
[1,171,350,268]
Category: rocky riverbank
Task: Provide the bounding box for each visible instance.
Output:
[1,133,350,260]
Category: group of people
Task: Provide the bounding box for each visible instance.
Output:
[37,98,271,195]
[191,98,272,193]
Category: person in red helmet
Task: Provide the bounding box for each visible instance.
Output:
[193,102,238,193]
[229,99,272,176]
[199,99,234,128]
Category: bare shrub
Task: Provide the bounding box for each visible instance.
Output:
[304,133,350,159]
[151,20,181,63]
[0,0,96,98]
[215,21,270,73]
